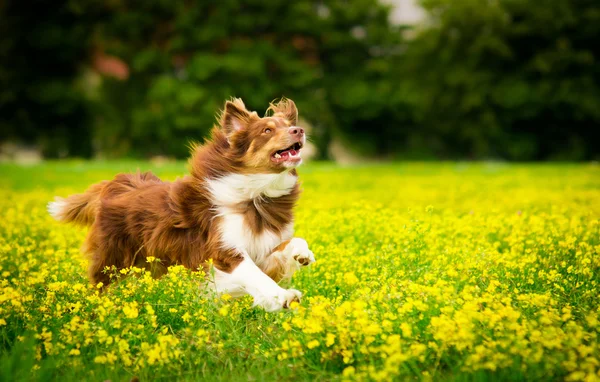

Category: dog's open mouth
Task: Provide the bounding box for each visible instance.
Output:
[271,142,303,163]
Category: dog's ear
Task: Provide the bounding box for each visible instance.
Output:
[267,98,298,126]
[221,98,254,135]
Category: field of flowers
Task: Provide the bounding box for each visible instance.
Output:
[1,161,599,381]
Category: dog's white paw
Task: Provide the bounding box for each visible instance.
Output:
[254,288,302,312]
[286,238,316,267]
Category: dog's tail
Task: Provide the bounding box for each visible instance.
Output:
[48,181,107,226]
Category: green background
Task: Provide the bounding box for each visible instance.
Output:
[1,0,599,161]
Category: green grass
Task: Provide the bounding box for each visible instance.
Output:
[0,161,599,381]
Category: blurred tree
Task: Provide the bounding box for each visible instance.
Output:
[1,0,598,160]
[91,0,402,158]
[0,0,106,157]
[397,0,600,160]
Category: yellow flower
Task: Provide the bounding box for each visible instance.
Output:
[342,366,355,377]
[221,294,232,301]
[307,339,320,349]
[123,303,139,319]
[400,322,412,338]
[218,305,230,317]
[326,333,336,347]
[343,272,359,286]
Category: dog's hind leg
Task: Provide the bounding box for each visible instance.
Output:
[83,218,136,287]
[83,226,112,286]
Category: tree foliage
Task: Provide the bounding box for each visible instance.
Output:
[0,0,104,157]
[91,0,402,158]
[1,0,598,160]
[396,0,600,160]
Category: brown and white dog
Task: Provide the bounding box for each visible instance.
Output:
[48,98,315,311]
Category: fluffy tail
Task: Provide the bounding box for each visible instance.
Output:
[48,181,107,226]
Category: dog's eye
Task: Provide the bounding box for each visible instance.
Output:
[264,128,272,134]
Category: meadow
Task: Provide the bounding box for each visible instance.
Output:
[1,161,599,381]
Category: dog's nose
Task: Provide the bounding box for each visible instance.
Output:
[288,127,304,136]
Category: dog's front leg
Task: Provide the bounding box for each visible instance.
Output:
[260,238,316,283]
[212,251,302,312]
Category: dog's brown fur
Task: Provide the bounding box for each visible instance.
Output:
[50,98,303,286]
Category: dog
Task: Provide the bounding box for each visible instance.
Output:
[48,98,315,311]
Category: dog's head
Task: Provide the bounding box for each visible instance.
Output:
[220,98,305,173]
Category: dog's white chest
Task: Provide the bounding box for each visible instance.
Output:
[207,172,297,264]
[217,209,293,265]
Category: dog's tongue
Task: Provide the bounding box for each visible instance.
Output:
[280,149,297,159]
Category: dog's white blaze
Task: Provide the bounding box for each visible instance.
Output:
[47,199,66,220]
[217,209,293,265]
[206,172,297,205]
[211,253,302,311]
